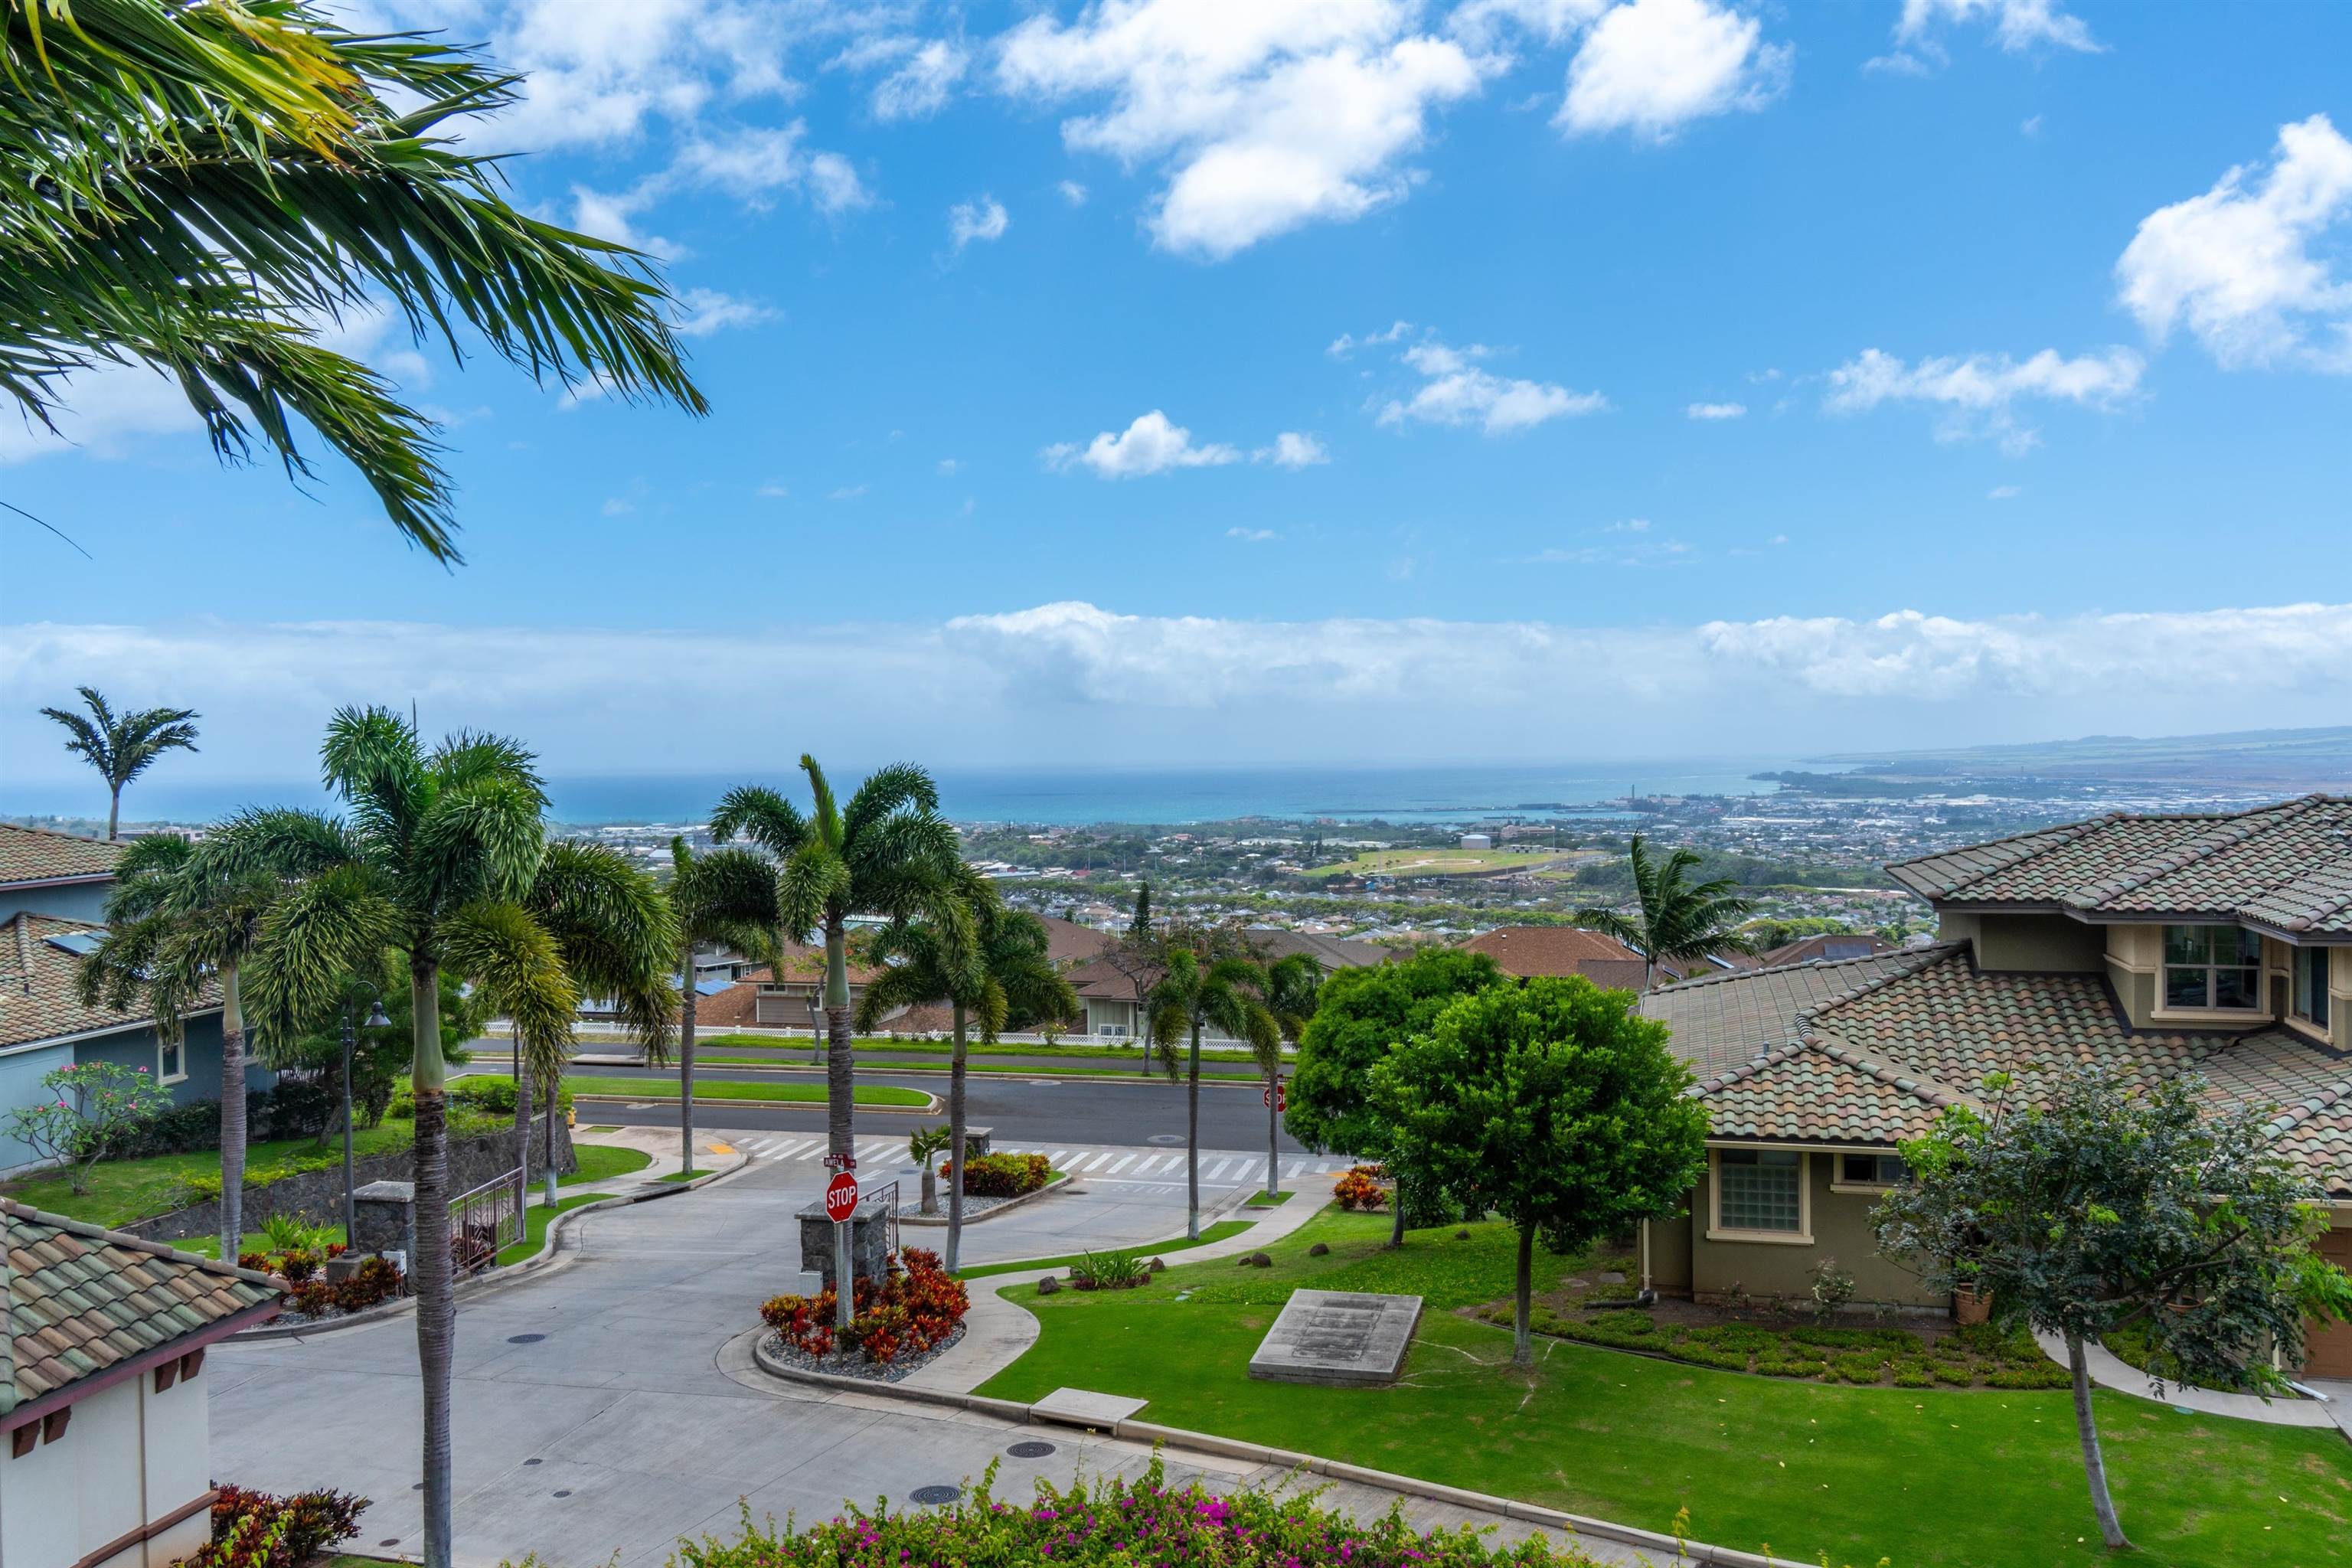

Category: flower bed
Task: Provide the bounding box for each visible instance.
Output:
[185,1484,369,1568]
[941,1151,1054,1197]
[1333,1163,1387,1211]
[1484,1303,2071,1389]
[761,1247,969,1370]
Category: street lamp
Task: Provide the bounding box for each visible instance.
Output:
[340,988,391,1246]
[806,991,825,1067]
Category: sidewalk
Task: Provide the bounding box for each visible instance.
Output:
[2032,1329,2341,1429]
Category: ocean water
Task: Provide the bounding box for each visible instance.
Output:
[20,760,1799,829]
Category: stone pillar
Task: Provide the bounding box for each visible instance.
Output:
[960,1125,993,1159]
[351,1179,415,1269]
[797,1197,893,1291]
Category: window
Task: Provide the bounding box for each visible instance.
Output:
[1716,1148,1803,1233]
[158,1034,186,1085]
[1838,1152,1909,1187]
[2293,946,2333,1031]
[2161,925,2263,1011]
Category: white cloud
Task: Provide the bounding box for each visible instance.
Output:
[1044,410,1240,477]
[1686,400,1746,420]
[1255,431,1331,468]
[1823,345,2144,452]
[828,484,869,500]
[675,122,872,214]
[1988,484,2022,500]
[1227,526,1280,542]
[1057,179,1089,205]
[949,194,1011,250]
[0,362,202,466]
[1895,0,2097,54]
[1328,320,1414,357]
[2115,115,2352,373]
[756,482,790,498]
[995,0,1488,258]
[840,36,969,120]
[600,497,633,516]
[671,287,780,338]
[1609,517,1651,531]
[1557,0,1790,141]
[1372,333,1608,433]
[569,183,680,260]
[937,458,962,475]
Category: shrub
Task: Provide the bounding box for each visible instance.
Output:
[278,1250,319,1285]
[1332,1165,1387,1212]
[761,1248,969,1366]
[1069,1249,1149,1290]
[1682,1324,1777,1354]
[1808,1255,1857,1324]
[286,1255,402,1318]
[1678,1344,1753,1372]
[946,1152,1052,1197]
[1831,1351,1890,1383]
[191,1485,369,1568]
[1984,1361,2073,1390]
[1932,1361,1975,1386]
[1755,1354,1829,1379]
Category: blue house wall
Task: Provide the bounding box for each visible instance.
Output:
[0,880,113,925]
[2,1015,275,1178]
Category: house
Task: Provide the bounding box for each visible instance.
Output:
[748,941,884,1028]
[1753,933,1896,967]
[1458,926,1650,991]
[1635,796,2352,1377]
[1,828,271,1178]
[1069,926,1385,1043]
[2,1198,279,1568]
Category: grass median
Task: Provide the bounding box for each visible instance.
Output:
[956,1220,1256,1279]
[564,1074,930,1107]
[975,1209,2352,1568]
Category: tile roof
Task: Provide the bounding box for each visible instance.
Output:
[1240,928,1389,970]
[0,913,216,1051]
[1886,795,2352,936]
[1458,926,1650,990]
[1036,916,1118,969]
[1756,933,1896,967]
[0,825,122,887]
[5,1199,277,1413]
[1638,949,1939,1082]
[1695,1040,1962,1146]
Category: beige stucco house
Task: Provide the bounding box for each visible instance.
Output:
[1635,795,2352,1377]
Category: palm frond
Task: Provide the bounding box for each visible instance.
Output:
[245,862,398,1045]
[707,783,808,859]
[412,775,545,910]
[842,762,939,842]
[529,841,676,1063]
[439,897,575,1086]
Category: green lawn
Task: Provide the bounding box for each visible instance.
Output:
[976,1210,2352,1568]
[1304,848,1578,880]
[495,1192,606,1266]
[1243,1190,1294,1208]
[658,1168,710,1183]
[0,1122,421,1230]
[957,1220,1256,1279]
[564,1075,930,1106]
[566,1144,653,1184]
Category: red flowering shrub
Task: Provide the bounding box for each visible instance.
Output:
[277,1250,319,1285]
[1333,1164,1387,1211]
[942,1152,1053,1197]
[760,1247,969,1366]
[187,1485,368,1568]
[286,1255,403,1318]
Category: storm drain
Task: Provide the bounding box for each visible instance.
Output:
[507,1333,547,1344]
[1006,1441,1057,1459]
[910,1486,961,1505]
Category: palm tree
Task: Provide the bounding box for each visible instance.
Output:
[1574,835,1759,991]
[1148,949,1279,1240]
[710,760,962,1168]
[76,835,270,1259]
[3,0,704,562]
[232,708,675,1568]
[38,688,199,839]
[666,837,781,1178]
[1253,952,1322,1200]
[858,885,1076,1269]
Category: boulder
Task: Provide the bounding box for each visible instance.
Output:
[1248,1251,1273,1268]
[1037,1275,1061,1295]
[1307,1242,1330,1257]
[1148,1257,1166,1272]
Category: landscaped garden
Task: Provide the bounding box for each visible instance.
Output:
[975,1208,2352,1568]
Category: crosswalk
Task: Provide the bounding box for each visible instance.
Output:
[717,1133,1347,1191]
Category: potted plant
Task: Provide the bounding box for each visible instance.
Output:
[1952,1264,1991,1325]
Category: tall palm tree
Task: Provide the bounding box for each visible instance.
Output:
[1253,952,1322,1200]
[710,760,962,1168]
[38,687,198,839]
[232,708,675,1568]
[667,837,781,1177]
[76,835,270,1258]
[858,884,1076,1269]
[1149,950,1278,1240]
[1574,835,1759,991]
[3,0,704,562]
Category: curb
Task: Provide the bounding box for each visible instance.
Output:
[900,1171,1073,1228]
[228,1158,750,1343]
[743,1339,1790,1566]
[573,1090,945,1116]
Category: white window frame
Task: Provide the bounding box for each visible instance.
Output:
[2157,924,2265,1018]
[157,1031,188,1086]
[1831,1152,1909,1194]
[1706,1145,1812,1245]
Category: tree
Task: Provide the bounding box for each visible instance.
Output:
[37,687,198,838]
[666,837,782,1178]
[1148,948,1278,1241]
[908,1125,954,1216]
[1285,948,1504,1246]
[234,709,675,1568]
[276,956,485,1131]
[2,1060,170,1194]
[1573,835,1757,991]
[77,833,272,1256]
[1370,976,1709,1364]
[712,760,962,1168]
[858,881,1076,1269]
[1129,880,1153,939]
[2,0,704,563]
[1874,1067,2352,1551]
[1251,951,1321,1200]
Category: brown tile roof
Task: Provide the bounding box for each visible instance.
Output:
[1886,795,2352,936]
[0,913,216,1051]
[1037,916,1118,969]
[1457,926,1648,989]
[753,942,883,987]
[1757,933,1896,967]
[0,825,122,887]
[5,1199,277,1413]
[1696,1040,1963,1146]
[1240,928,1388,969]
[1639,949,1935,1081]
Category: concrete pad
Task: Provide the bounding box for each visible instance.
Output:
[1031,1387,1150,1424]
[1248,1289,1422,1386]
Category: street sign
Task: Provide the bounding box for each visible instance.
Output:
[823,1172,860,1223]
[1263,1083,1286,1112]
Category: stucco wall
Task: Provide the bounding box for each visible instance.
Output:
[74,1014,274,1111]
[0,879,114,926]
[1644,1201,1694,1292]
[0,1040,77,1174]
[1968,912,2105,973]
[0,1359,211,1568]
[1684,1152,1945,1310]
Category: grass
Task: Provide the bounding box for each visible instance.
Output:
[565,1144,653,1184]
[957,1220,1256,1279]
[977,1210,2352,1568]
[495,1192,606,1266]
[1304,848,1573,880]
[1494,1305,2073,1390]
[1244,1190,1295,1207]
[658,1168,710,1183]
[564,1075,930,1107]
[1,1121,422,1230]
[581,1124,620,1133]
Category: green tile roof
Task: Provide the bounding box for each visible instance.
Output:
[5,1200,277,1415]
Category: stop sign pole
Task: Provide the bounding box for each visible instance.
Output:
[825,1156,858,1329]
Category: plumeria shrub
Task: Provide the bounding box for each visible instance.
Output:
[3,1060,173,1194]
[943,1151,1053,1197]
[760,1247,969,1365]
[668,1459,1608,1568]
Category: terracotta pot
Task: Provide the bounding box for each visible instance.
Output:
[1953,1284,1991,1325]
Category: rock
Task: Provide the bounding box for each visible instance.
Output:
[1036,1275,1060,1295]
[1455,1228,1472,1240]
[1308,1242,1330,1257]
[1249,1251,1273,1268]
[1597,1270,1627,1285]
[1148,1258,1165,1272]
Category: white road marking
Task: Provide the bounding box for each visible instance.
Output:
[1105,1154,1136,1174]
[1205,1158,1235,1181]
[1284,1160,1305,1178]
[1048,1150,1072,1165]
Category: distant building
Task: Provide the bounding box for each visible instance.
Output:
[1459,833,1493,851]
[1755,933,1895,967]
[1456,926,1649,991]
[1068,926,1384,1042]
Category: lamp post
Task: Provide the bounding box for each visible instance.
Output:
[806,992,824,1067]
[339,988,390,1245]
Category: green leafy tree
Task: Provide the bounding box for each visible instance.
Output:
[712,760,962,1167]
[3,1060,171,1194]
[2,0,704,563]
[1250,951,1321,1200]
[1371,976,1708,1364]
[276,956,485,1130]
[1574,835,1758,991]
[1148,948,1278,1240]
[1285,948,1504,1245]
[232,708,675,1568]
[37,687,198,838]
[1874,1067,2352,1551]
[858,881,1076,1268]
[667,837,782,1178]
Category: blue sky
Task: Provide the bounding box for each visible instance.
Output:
[4,0,2350,792]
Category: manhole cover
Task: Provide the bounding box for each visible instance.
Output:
[1148,1134,1184,1146]
[524,1458,542,1466]
[507,1333,547,1344]
[378,1540,400,1548]
[910,1485,961,1505]
[1007,1441,1057,1459]
[554,1489,573,1498]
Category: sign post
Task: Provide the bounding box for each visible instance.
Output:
[825,1162,859,1329]
[1263,1081,1286,1112]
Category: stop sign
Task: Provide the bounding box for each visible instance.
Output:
[1263,1083,1286,1111]
[823,1171,860,1223]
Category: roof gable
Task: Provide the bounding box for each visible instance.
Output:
[0,825,123,887]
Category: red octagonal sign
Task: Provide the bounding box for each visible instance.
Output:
[824,1172,860,1223]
